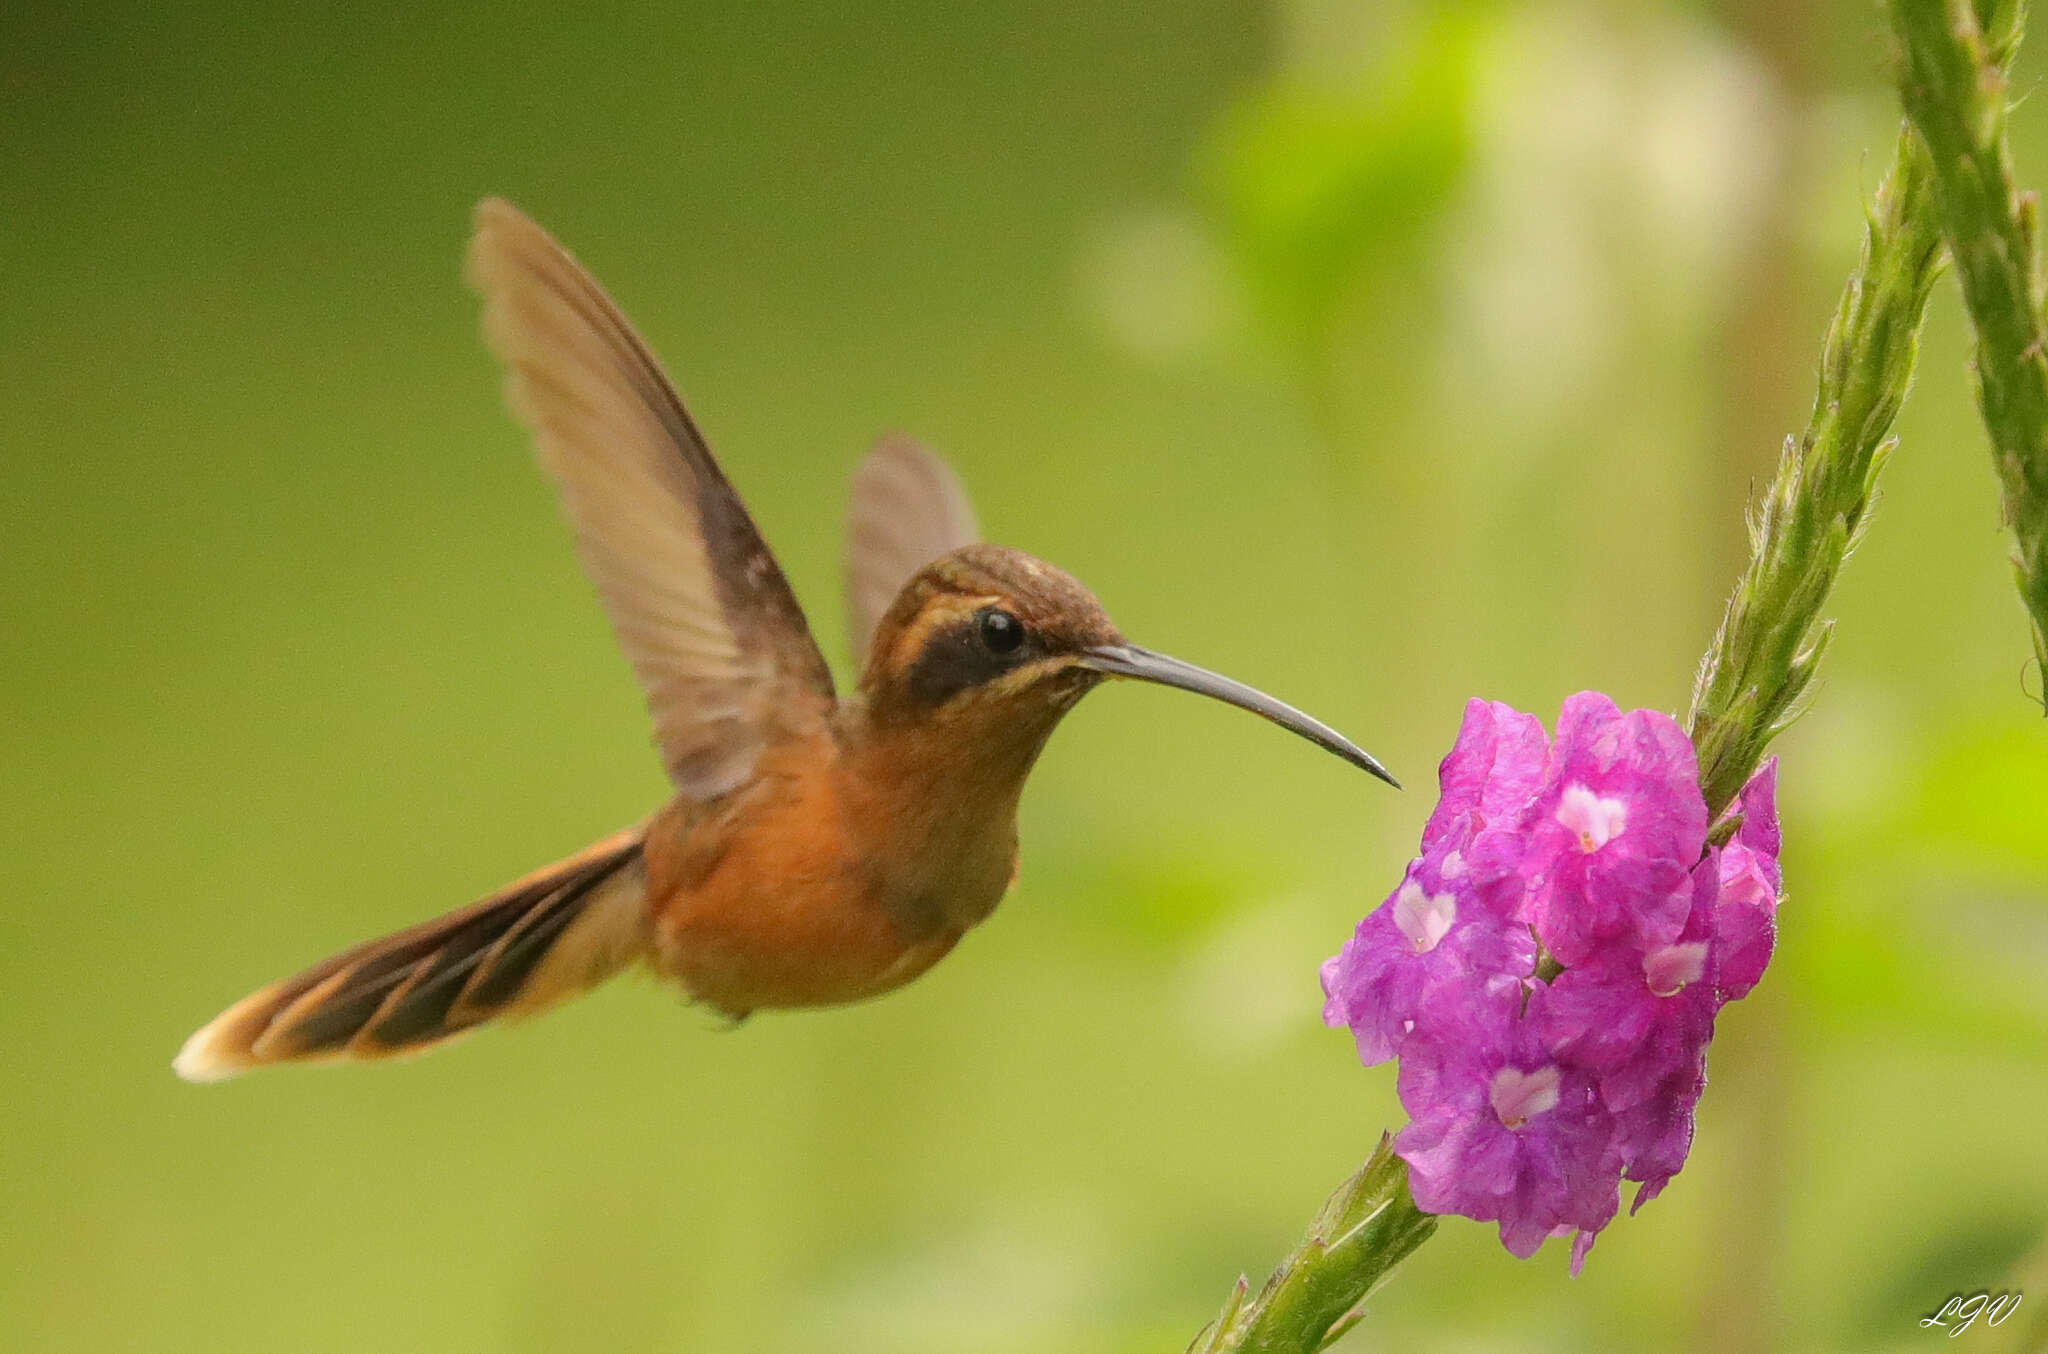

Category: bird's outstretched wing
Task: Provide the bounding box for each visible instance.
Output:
[842,434,980,669]
[468,198,835,800]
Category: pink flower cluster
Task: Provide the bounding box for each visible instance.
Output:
[1320,694,1782,1272]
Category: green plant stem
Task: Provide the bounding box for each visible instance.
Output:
[1889,0,2048,701]
[1188,1136,1436,1354]
[1687,127,1946,815]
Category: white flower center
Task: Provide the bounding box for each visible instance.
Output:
[1643,942,1709,997]
[1556,783,1628,852]
[1437,850,1467,879]
[1391,880,1457,954]
[1489,1065,1561,1129]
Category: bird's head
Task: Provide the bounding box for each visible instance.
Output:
[857,543,1396,786]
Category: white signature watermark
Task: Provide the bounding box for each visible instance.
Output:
[1920,1291,2023,1337]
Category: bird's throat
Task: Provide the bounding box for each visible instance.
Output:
[839,699,1072,935]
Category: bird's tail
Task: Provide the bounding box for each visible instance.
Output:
[174,827,651,1081]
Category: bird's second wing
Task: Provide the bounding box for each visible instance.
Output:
[467,199,834,800]
[842,434,980,669]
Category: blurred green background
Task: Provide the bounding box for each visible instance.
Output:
[6,1,2046,1350]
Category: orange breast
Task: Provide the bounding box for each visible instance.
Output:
[641,739,964,1017]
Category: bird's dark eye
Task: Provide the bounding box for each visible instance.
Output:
[976,607,1025,655]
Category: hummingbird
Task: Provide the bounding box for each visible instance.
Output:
[173,199,1396,1082]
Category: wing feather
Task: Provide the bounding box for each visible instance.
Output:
[467,199,833,798]
[843,435,980,668]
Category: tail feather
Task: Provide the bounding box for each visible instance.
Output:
[175,828,650,1081]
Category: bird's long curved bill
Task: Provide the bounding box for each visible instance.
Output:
[1079,644,1398,787]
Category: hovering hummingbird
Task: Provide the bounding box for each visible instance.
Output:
[173,199,1396,1081]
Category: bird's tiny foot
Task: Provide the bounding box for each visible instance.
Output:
[677,988,750,1030]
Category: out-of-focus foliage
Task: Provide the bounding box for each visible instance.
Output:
[1195,8,1479,349]
[3,1,2044,1352]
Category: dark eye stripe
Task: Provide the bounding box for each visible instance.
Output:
[903,611,1036,706]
